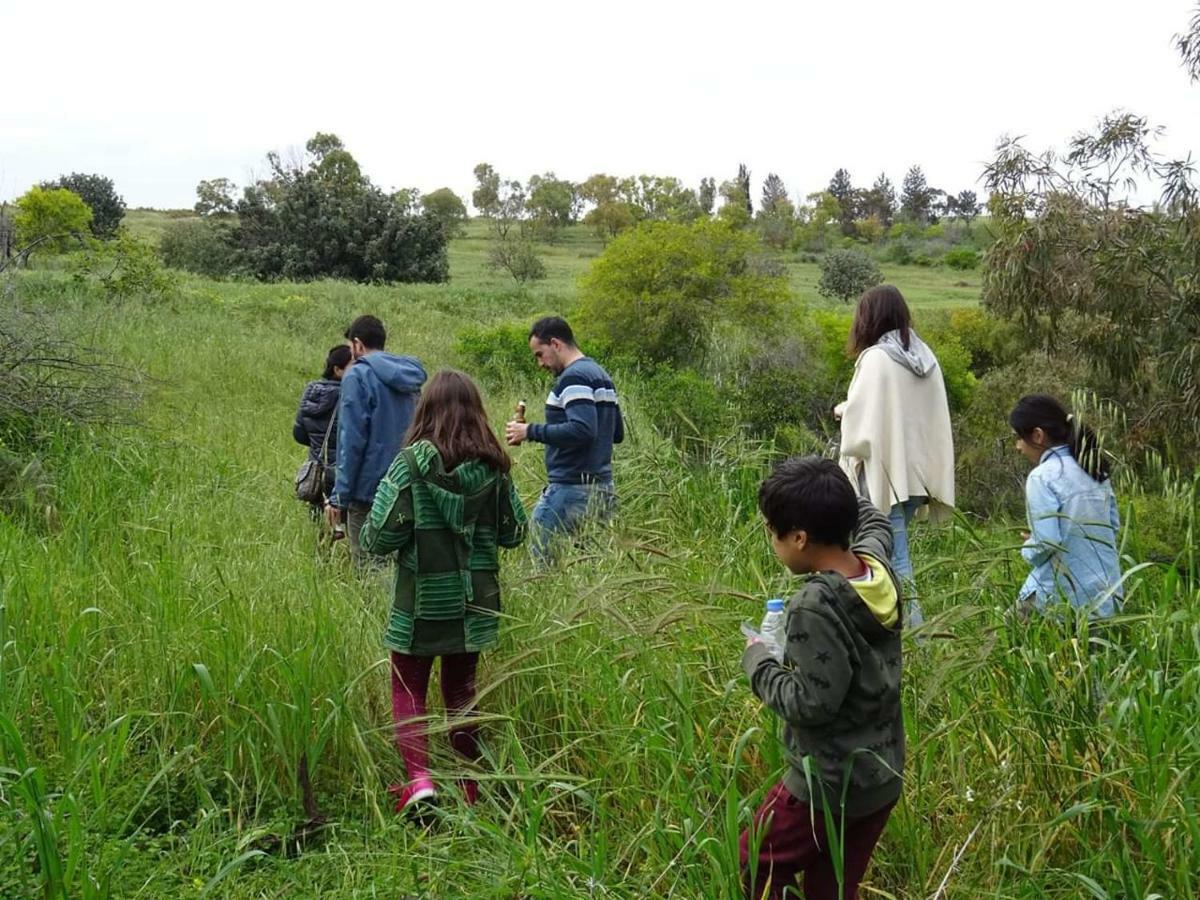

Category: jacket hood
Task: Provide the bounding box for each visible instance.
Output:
[300,379,340,418]
[875,330,939,377]
[408,441,500,534]
[806,571,904,642]
[357,352,427,393]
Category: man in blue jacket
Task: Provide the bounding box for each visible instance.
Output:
[325,315,427,564]
[505,316,623,564]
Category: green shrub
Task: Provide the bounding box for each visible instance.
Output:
[943,248,980,270]
[817,248,882,302]
[941,307,1022,375]
[455,322,542,381]
[914,254,937,267]
[921,223,946,240]
[69,232,177,301]
[638,367,729,447]
[578,220,789,369]
[12,186,92,253]
[160,218,239,277]
[883,241,913,265]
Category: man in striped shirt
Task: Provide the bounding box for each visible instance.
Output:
[506,317,624,564]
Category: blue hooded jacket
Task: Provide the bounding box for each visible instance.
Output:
[330,352,427,507]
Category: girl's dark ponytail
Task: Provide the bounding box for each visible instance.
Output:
[1067,416,1110,482]
[1009,394,1111,483]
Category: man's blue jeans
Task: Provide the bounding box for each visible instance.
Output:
[889,497,926,628]
[530,481,616,566]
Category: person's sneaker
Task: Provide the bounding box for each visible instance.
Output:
[389,779,437,817]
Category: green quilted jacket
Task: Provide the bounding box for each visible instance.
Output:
[360,440,527,655]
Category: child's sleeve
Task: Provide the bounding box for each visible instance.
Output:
[850,496,894,562]
[1021,471,1063,568]
[497,475,528,549]
[359,453,414,556]
[742,592,853,727]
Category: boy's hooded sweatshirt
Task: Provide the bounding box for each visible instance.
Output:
[741,498,904,817]
[331,351,427,507]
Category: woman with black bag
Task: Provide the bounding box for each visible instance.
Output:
[293,344,353,520]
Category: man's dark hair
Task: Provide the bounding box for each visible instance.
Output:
[345,315,386,350]
[758,456,859,549]
[529,316,576,347]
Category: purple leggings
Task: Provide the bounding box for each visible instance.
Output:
[389,651,481,780]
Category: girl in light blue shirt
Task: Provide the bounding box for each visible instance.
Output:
[1009,395,1123,619]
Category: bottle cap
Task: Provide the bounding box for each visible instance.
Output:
[766,598,785,612]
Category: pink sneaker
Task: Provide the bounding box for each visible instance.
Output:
[389,778,437,815]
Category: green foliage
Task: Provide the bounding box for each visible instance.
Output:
[578,220,790,368]
[455,322,542,380]
[159,218,238,277]
[638,366,729,446]
[943,247,980,270]
[472,163,501,216]
[69,232,178,301]
[194,178,237,217]
[982,113,1200,457]
[488,238,546,283]
[884,240,913,265]
[12,186,93,253]
[900,165,939,224]
[41,173,125,238]
[526,174,579,239]
[816,248,882,302]
[234,134,448,283]
[940,307,1022,375]
[827,168,857,236]
[421,187,468,239]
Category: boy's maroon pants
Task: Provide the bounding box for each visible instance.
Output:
[390,651,481,780]
[740,782,895,900]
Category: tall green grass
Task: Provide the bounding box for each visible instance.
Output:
[0,276,1195,897]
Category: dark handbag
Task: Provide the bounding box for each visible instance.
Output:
[294,406,337,503]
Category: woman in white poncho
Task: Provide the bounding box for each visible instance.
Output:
[835,285,955,627]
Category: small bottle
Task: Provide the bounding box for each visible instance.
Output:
[515,400,527,423]
[760,598,787,663]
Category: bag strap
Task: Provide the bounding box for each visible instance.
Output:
[319,402,339,467]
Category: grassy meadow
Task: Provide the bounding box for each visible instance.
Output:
[0,219,1197,898]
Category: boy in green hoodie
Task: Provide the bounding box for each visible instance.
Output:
[741,456,904,900]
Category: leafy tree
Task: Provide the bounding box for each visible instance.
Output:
[69,231,177,301]
[580,173,639,241]
[1176,2,1200,82]
[817,248,882,302]
[194,178,237,217]
[737,163,753,217]
[579,220,790,367]
[160,218,238,276]
[526,173,578,239]
[900,166,939,224]
[760,173,789,215]
[41,173,125,238]
[421,187,468,237]
[982,111,1200,451]
[795,191,840,251]
[233,133,447,283]
[757,173,795,249]
[862,173,896,226]
[827,169,857,235]
[698,177,716,215]
[637,176,702,222]
[472,163,501,216]
[717,178,751,228]
[488,238,546,282]
[952,189,980,230]
[12,186,92,253]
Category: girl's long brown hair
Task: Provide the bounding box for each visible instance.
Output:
[404,369,512,473]
[847,284,913,356]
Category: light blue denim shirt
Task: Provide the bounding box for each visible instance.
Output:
[1019,445,1123,618]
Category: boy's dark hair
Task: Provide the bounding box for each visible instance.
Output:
[323,344,352,379]
[847,284,912,356]
[1010,393,1111,482]
[529,316,576,347]
[758,456,860,549]
[345,315,386,350]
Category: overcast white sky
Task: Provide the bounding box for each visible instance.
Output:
[3,0,1199,211]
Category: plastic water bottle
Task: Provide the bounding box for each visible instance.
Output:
[760,598,787,662]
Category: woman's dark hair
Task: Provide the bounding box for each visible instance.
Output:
[405,369,511,473]
[847,284,913,356]
[1009,394,1111,482]
[323,344,352,380]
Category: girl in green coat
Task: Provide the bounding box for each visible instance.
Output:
[361,369,527,814]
